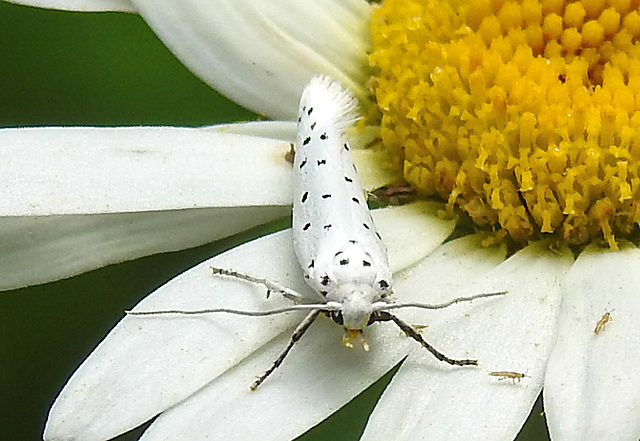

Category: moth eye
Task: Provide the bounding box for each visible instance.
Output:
[331,311,343,325]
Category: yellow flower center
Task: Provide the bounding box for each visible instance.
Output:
[369,0,640,249]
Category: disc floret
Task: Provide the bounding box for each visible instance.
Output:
[370,0,640,249]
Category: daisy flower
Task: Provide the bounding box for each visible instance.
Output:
[4,0,640,440]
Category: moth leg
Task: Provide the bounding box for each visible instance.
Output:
[210,267,306,302]
[373,311,478,367]
[284,142,295,164]
[251,309,323,390]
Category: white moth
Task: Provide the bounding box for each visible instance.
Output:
[292,76,393,349]
[129,75,504,390]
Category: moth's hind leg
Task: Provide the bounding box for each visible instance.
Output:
[372,311,478,367]
[210,267,306,302]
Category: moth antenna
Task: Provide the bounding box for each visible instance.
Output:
[380,290,506,312]
[126,303,337,317]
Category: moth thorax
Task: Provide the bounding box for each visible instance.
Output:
[328,284,380,330]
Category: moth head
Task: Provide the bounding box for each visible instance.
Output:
[330,283,380,331]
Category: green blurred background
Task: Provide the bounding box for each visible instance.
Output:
[0,2,549,440]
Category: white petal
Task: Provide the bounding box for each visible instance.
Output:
[374,201,456,272]
[1,207,287,291]
[212,120,401,189]
[3,0,136,12]
[1,126,292,289]
[212,120,296,140]
[213,120,400,190]
[363,242,574,441]
[139,239,504,440]
[138,299,406,441]
[354,148,403,191]
[43,204,438,441]
[131,0,373,119]
[544,243,640,441]
[44,230,301,441]
[2,126,291,215]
